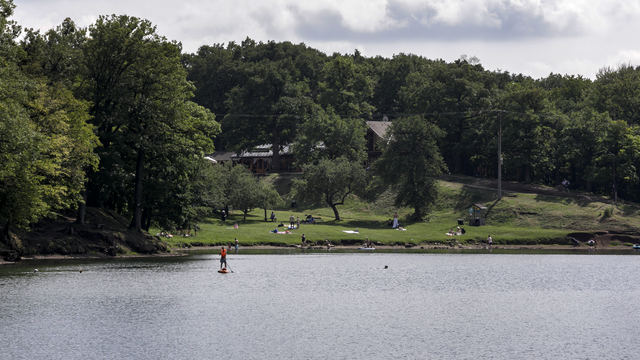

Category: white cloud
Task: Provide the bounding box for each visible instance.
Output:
[10,0,640,79]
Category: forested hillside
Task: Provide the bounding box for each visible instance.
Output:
[2,0,640,258]
[186,42,640,202]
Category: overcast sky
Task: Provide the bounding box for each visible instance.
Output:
[13,0,640,79]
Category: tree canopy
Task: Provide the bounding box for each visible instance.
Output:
[5,0,640,250]
[375,116,447,220]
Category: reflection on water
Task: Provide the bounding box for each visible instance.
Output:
[1,252,640,360]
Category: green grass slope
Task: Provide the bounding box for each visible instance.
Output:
[164,175,640,249]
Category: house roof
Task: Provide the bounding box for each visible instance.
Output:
[366,120,391,139]
[232,144,293,159]
[469,203,488,210]
[207,151,234,162]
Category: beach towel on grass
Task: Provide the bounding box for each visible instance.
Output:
[342,230,359,234]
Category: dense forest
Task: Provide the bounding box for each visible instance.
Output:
[2,0,640,252]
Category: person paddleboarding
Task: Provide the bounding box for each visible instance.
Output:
[220,246,227,270]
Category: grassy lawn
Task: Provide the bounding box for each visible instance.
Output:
[162,176,640,248]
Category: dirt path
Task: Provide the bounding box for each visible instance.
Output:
[439,174,615,203]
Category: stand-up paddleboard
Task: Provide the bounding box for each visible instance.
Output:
[358,247,375,250]
[218,268,230,273]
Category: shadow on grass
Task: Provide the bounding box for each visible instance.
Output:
[531,194,616,208]
[620,204,640,216]
[453,185,498,210]
[306,218,425,231]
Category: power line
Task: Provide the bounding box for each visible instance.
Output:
[216,109,559,119]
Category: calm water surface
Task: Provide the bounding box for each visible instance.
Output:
[1,250,639,359]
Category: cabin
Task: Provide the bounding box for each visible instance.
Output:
[207,121,392,173]
[208,145,297,174]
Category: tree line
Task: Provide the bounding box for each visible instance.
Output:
[3,0,640,250]
[185,39,640,216]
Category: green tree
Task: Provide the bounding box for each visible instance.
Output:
[228,172,261,222]
[497,80,555,184]
[0,1,98,251]
[223,59,313,171]
[217,40,325,170]
[400,59,495,174]
[592,64,640,125]
[370,53,431,115]
[293,157,368,220]
[374,116,447,220]
[293,106,367,165]
[317,54,375,117]
[557,108,609,191]
[139,102,220,231]
[214,162,274,221]
[257,180,283,222]
[20,17,86,89]
[82,15,218,231]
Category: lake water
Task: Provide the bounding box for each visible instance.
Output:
[1,250,639,360]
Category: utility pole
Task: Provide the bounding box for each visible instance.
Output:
[498,111,502,200]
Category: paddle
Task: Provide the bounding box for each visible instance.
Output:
[225,261,234,273]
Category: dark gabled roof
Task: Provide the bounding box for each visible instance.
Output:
[366,120,391,139]
[208,151,234,162]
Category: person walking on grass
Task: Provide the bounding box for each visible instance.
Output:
[220,246,227,270]
[289,214,295,228]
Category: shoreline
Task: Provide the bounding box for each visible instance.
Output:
[179,244,630,251]
[2,244,637,264]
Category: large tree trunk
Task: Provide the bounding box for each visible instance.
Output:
[1,218,11,249]
[272,126,280,172]
[76,188,87,225]
[413,207,422,221]
[1,218,20,259]
[330,203,341,220]
[129,148,145,232]
[142,208,150,232]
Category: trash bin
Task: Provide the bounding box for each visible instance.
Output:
[457,219,464,225]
